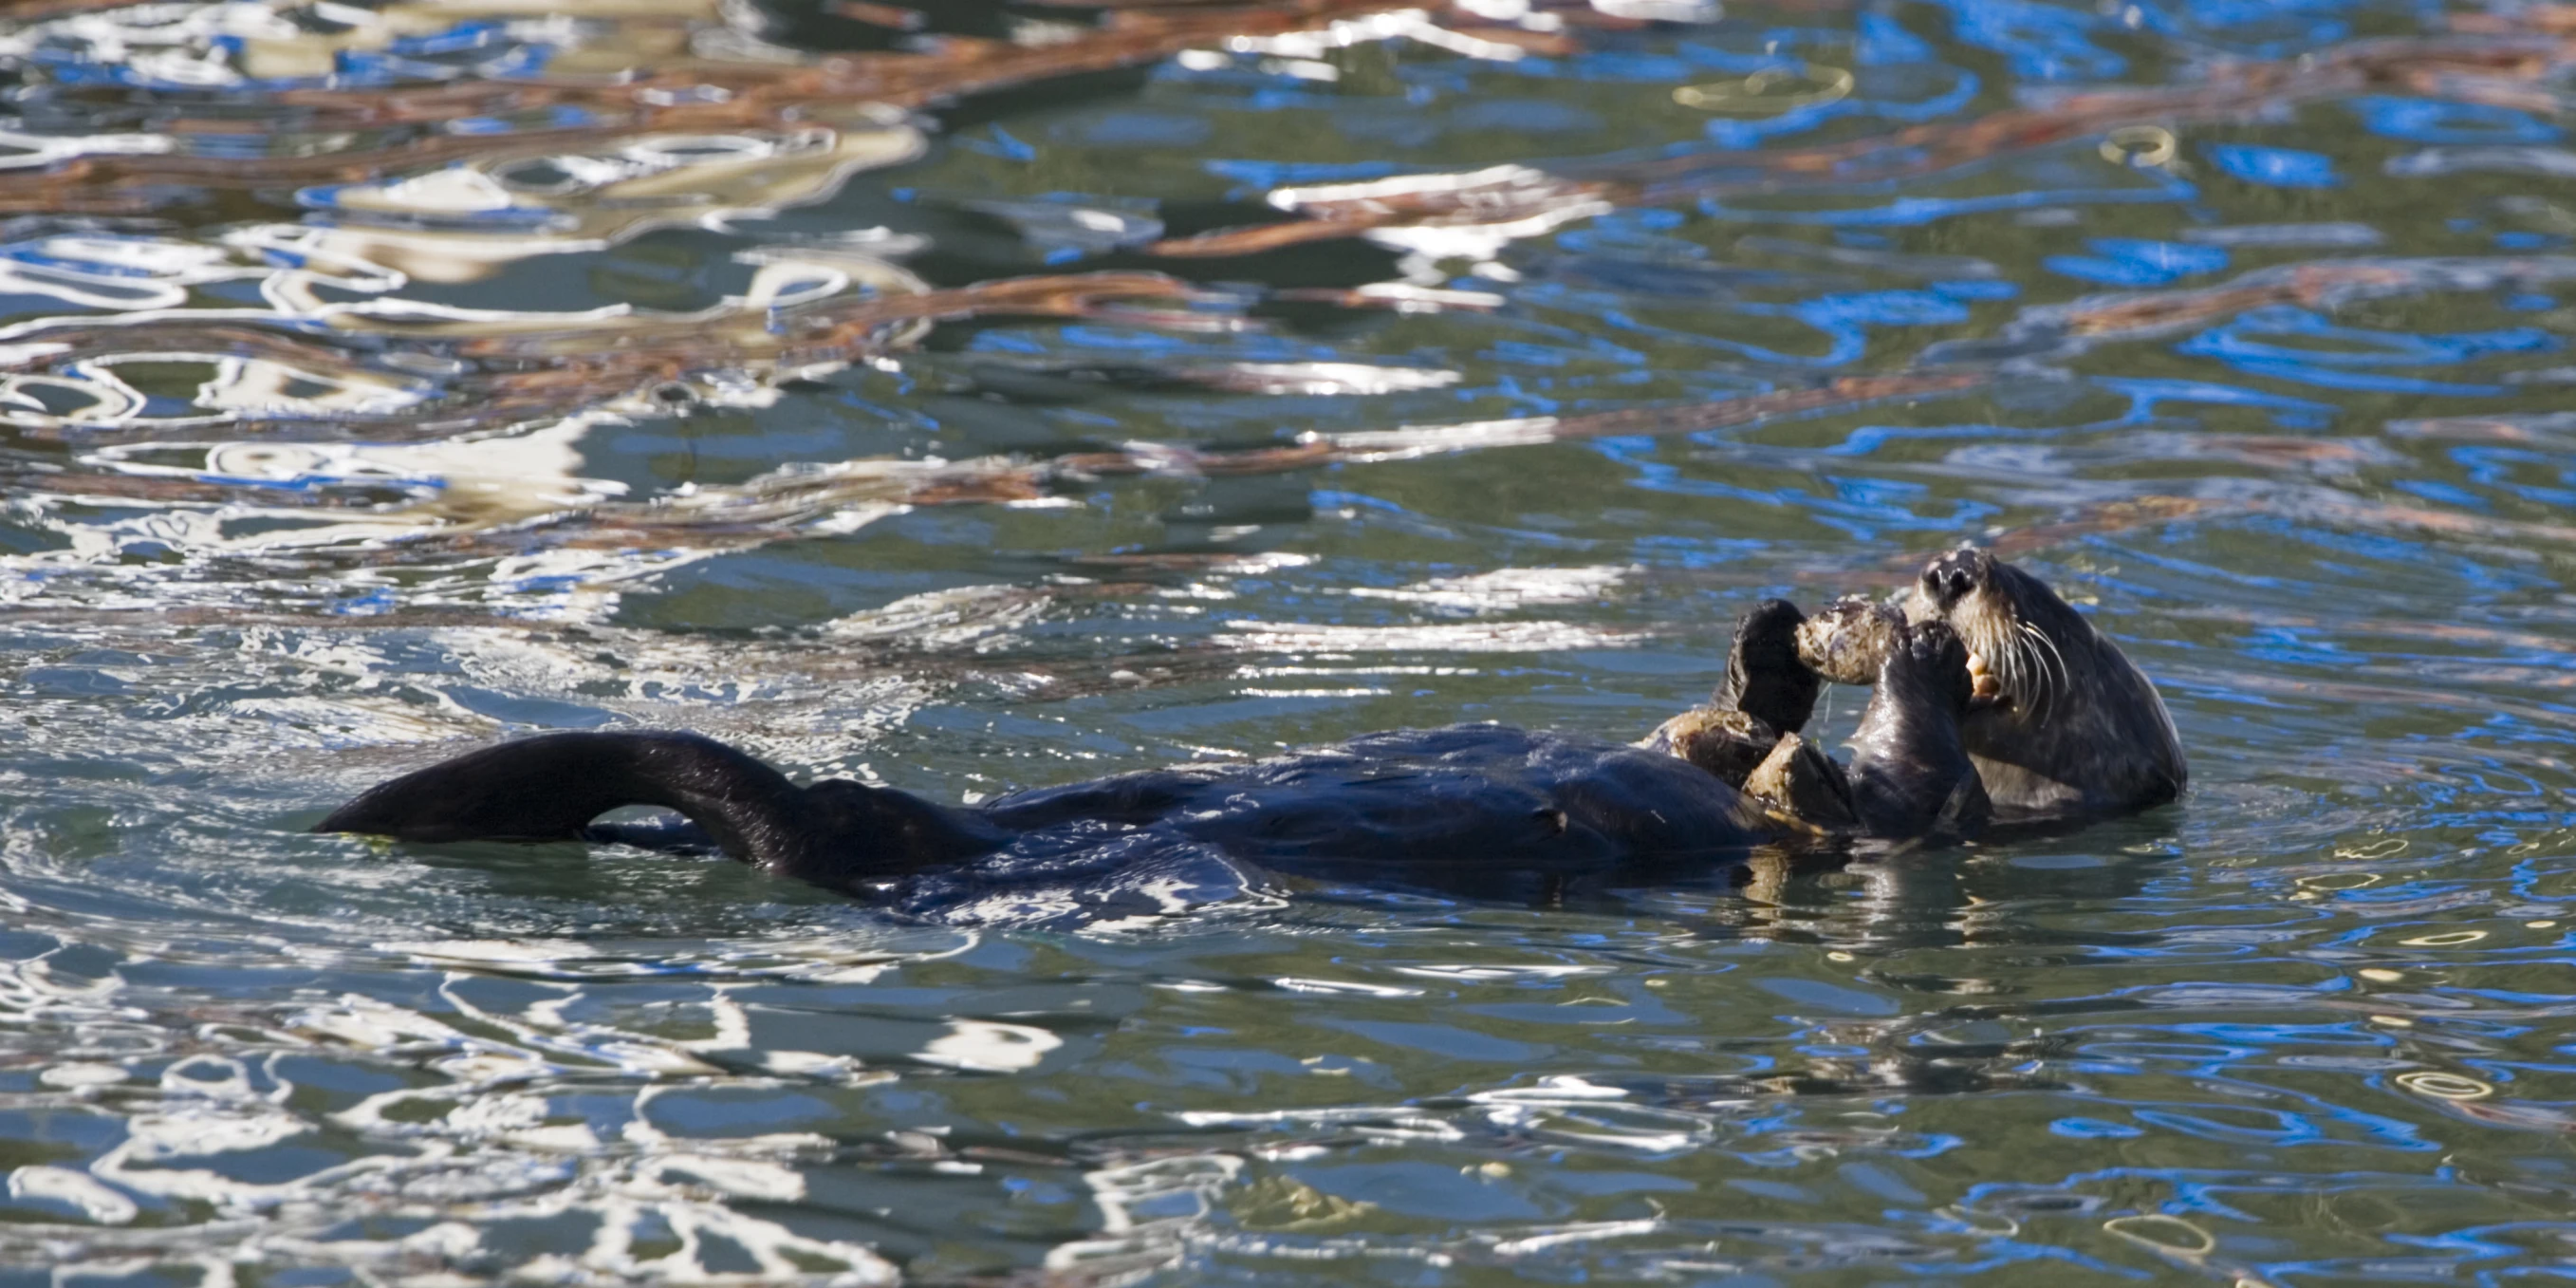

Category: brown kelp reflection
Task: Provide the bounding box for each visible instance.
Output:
[2,370,1983,612]
[33,0,2576,619]
[1923,253,2576,367]
[19,223,2576,622]
[0,265,1213,440]
[0,0,1435,214]
[1155,17,2576,260]
[0,0,1555,455]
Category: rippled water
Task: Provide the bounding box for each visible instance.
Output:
[8,0,2576,1280]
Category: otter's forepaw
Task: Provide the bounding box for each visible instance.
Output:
[1888,620,1976,715]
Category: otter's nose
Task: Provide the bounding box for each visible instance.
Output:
[1922,551,1979,607]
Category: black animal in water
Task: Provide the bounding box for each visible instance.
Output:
[318,608,1973,918]
[312,551,2180,922]
[1795,548,2187,818]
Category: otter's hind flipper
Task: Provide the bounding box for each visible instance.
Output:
[1713,599,1822,735]
[315,731,1010,889]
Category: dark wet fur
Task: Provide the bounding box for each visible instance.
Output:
[1711,597,1822,735]
[318,726,1786,914]
[313,599,1992,920]
[314,731,1012,889]
[1641,598,1818,784]
[1906,548,2185,817]
[1845,620,1991,837]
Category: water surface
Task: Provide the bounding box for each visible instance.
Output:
[4,0,2576,1281]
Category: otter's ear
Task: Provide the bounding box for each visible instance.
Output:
[1714,598,1823,734]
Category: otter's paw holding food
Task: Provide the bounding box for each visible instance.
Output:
[1794,596,1903,686]
[1743,732,1858,832]
[1640,706,1780,788]
[1895,618,1977,714]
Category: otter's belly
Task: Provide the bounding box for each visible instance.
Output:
[1959,688,2184,818]
[1964,751,2086,816]
[985,724,1777,874]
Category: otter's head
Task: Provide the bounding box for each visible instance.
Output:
[1904,548,2095,719]
[1900,547,2185,814]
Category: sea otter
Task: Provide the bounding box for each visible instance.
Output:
[1794,548,2186,819]
[311,551,2178,906]
[312,602,1988,905]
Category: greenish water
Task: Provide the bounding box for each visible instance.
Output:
[5,0,2576,1281]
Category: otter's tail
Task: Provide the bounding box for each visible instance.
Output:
[312,731,1007,889]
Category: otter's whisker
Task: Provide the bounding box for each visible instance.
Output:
[2010,628,2039,709]
[2019,619,2068,716]
[2012,621,2048,715]
[2037,621,2072,706]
